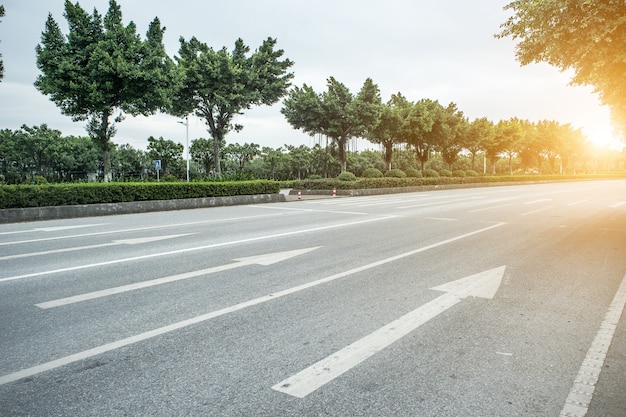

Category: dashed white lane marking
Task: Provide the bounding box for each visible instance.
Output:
[560,273,626,417]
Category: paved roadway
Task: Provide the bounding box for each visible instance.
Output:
[0,180,625,417]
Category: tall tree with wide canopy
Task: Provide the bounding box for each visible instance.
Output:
[367,93,411,171]
[173,37,293,176]
[35,0,175,181]
[283,77,381,172]
[497,0,626,136]
[464,117,494,172]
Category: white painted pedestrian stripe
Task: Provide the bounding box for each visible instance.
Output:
[272,266,506,398]
[0,216,395,283]
[0,234,193,261]
[35,248,320,309]
[560,273,626,417]
[0,222,504,386]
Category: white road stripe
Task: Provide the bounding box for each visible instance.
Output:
[610,201,626,208]
[0,213,283,246]
[0,216,395,283]
[0,234,192,261]
[560,273,626,417]
[524,199,552,205]
[0,222,505,386]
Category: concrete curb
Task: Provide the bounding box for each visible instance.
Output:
[0,194,286,224]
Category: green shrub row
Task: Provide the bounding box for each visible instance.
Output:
[291,174,621,191]
[0,181,280,209]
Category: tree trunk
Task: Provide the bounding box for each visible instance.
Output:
[384,142,393,171]
[338,138,347,173]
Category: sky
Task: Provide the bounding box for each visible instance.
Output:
[0,0,623,153]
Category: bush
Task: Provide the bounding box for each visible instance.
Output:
[0,180,280,209]
[384,169,407,178]
[405,168,422,178]
[423,169,440,178]
[307,174,323,180]
[337,172,357,181]
[465,170,479,177]
[438,169,452,177]
[452,170,467,177]
[362,168,383,178]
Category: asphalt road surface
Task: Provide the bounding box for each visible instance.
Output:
[1,180,625,417]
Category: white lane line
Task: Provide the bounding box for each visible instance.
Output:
[0,216,396,283]
[0,222,505,386]
[0,224,108,236]
[35,247,320,309]
[424,217,458,222]
[567,200,587,206]
[469,203,513,213]
[524,199,552,205]
[0,213,284,246]
[397,196,485,210]
[256,206,367,215]
[560,273,626,417]
[520,206,552,216]
[0,234,193,261]
[610,201,626,208]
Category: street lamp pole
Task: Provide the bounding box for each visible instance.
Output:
[178,116,190,182]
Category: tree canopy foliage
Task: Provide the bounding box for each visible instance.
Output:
[172,36,293,176]
[34,0,175,181]
[497,0,626,135]
[282,77,382,172]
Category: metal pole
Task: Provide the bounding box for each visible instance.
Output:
[178,117,190,182]
[185,115,189,182]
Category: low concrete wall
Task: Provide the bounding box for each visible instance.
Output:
[0,194,286,223]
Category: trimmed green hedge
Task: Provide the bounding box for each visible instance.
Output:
[0,181,280,209]
[292,174,625,191]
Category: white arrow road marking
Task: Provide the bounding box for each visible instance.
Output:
[0,223,504,387]
[0,216,395,283]
[36,247,321,309]
[272,266,506,398]
[0,234,193,261]
[560,273,626,417]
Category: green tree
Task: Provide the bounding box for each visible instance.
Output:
[190,138,220,176]
[285,144,312,180]
[146,136,183,176]
[282,77,382,172]
[35,0,175,181]
[439,103,467,170]
[497,1,626,135]
[173,37,293,176]
[402,99,440,171]
[112,143,145,180]
[225,142,260,173]
[368,93,411,171]
[496,118,524,174]
[50,135,99,181]
[464,118,494,172]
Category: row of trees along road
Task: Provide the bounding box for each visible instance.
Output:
[1,121,623,184]
[27,0,626,182]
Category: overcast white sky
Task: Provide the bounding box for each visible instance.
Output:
[0,0,621,152]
